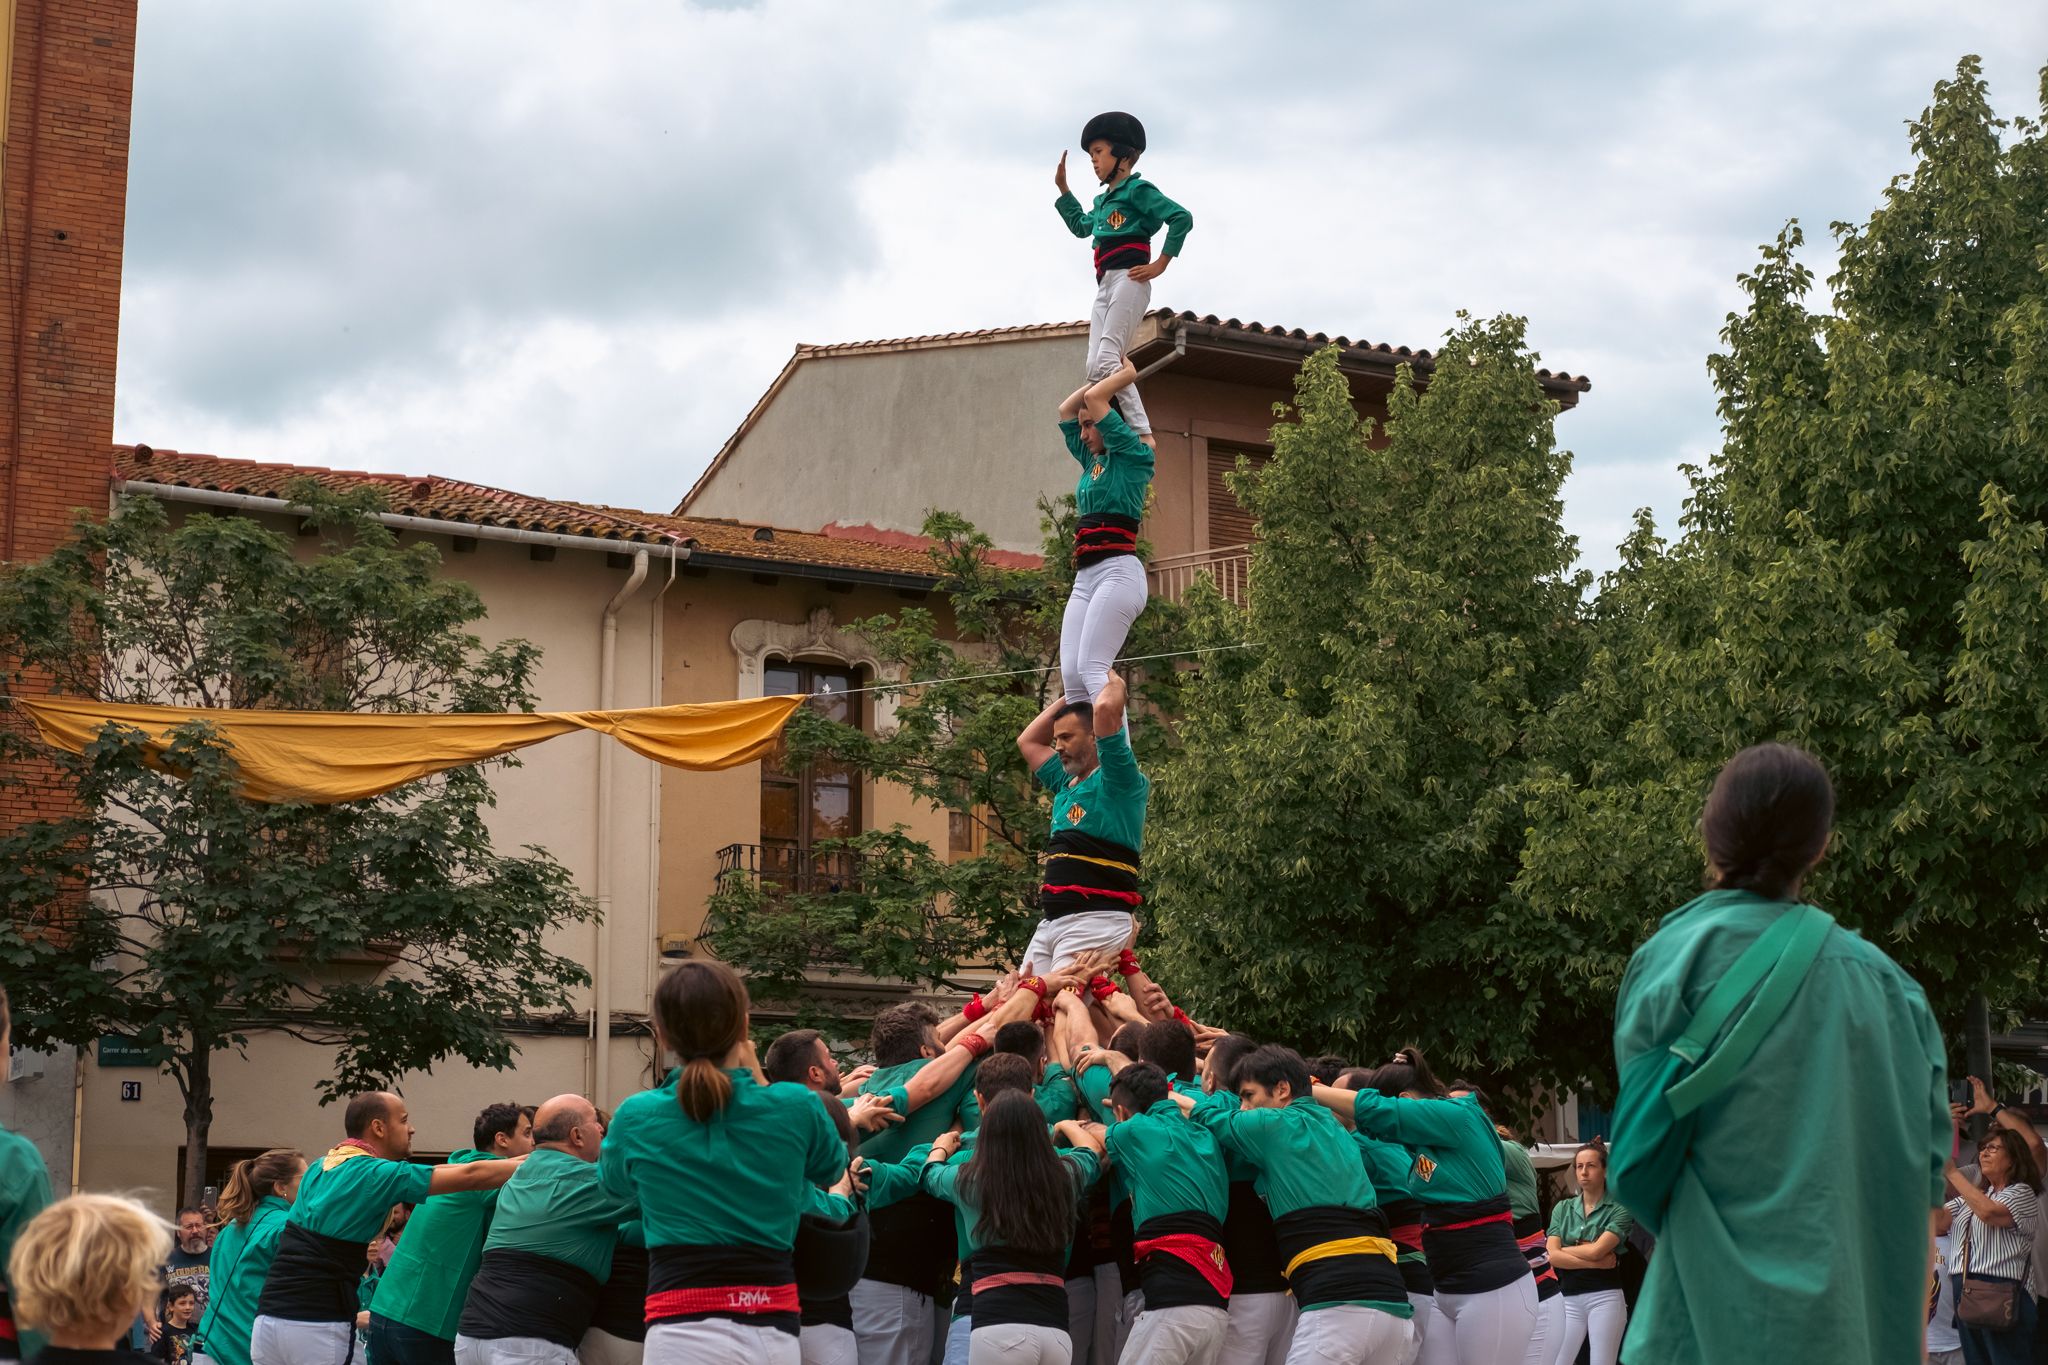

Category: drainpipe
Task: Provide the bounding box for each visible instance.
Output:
[1132,324,1187,384]
[593,549,649,1110]
[644,547,679,1013]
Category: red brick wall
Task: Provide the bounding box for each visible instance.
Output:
[0,0,137,834]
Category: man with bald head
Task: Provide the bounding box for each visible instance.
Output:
[252,1092,523,1365]
[453,1094,639,1365]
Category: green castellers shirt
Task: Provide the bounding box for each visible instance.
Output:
[1104,1099,1229,1227]
[1612,890,1948,1365]
[1035,730,1149,855]
[921,1147,1101,1259]
[197,1196,290,1365]
[1059,409,1154,522]
[957,1064,1081,1135]
[289,1148,435,1242]
[600,1068,845,1250]
[857,1057,977,1164]
[1054,174,1193,259]
[1347,1092,1507,1206]
[0,1124,51,1354]
[371,1148,498,1340]
[484,1147,639,1282]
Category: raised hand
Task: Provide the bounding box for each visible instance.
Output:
[1055,151,1070,195]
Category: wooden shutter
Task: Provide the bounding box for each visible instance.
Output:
[1208,445,1270,548]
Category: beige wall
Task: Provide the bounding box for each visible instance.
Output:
[655,574,957,947]
[687,336,1087,554]
[78,509,668,1205]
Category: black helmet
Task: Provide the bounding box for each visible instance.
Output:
[1080,111,1146,155]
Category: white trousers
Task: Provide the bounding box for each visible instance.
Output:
[851,1280,937,1365]
[1087,269,1152,435]
[644,1320,798,1365]
[454,1335,578,1365]
[1521,1294,1561,1365]
[251,1317,355,1365]
[1123,1303,1229,1364]
[1433,1277,1537,1365]
[804,1323,862,1365]
[1219,1291,1296,1365]
[1021,910,1136,975]
[1408,1293,1452,1365]
[1061,553,1149,709]
[1283,1305,1413,1365]
[967,1323,1071,1365]
[575,1328,642,1365]
[1556,1290,1624,1365]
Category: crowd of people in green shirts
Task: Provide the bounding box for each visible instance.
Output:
[0,745,1978,1365]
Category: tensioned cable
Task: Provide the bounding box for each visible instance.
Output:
[811,641,1259,697]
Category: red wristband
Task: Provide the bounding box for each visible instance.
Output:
[963,993,987,1023]
[1088,974,1121,1003]
[1017,976,1048,999]
[1172,1006,1195,1033]
[1117,949,1143,978]
[954,1032,992,1059]
[1034,995,1058,1025]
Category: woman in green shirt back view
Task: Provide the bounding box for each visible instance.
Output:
[195,1151,306,1365]
[1611,743,1949,1365]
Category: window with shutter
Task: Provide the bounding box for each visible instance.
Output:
[1207,445,1271,548]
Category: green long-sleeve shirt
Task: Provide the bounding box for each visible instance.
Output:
[483,1147,639,1282]
[957,1065,1081,1135]
[1193,1095,1380,1219]
[1054,174,1192,258]
[1103,1100,1229,1228]
[196,1196,289,1365]
[0,1125,51,1355]
[1612,889,1947,1365]
[600,1069,845,1250]
[1348,1092,1507,1207]
[921,1148,1102,1259]
[1058,410,1154,523]
[371,1149,497,1340]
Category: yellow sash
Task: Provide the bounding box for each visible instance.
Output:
[1283,1236,1398,1280]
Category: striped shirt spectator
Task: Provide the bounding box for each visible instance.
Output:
[1945,1180,2039,1280]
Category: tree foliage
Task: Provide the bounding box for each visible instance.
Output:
[1517,56,2048,1065]
[0,487,595,1205]
[703,504,1185,1019]
[1147,317,1595,1110]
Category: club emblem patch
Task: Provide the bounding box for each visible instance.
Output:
[1067,802,1086,825]
[1210,1245,1227,1270]
[1090,463,1105,480]
[1106,209,1127,231]
[1413,1154,1437,1182]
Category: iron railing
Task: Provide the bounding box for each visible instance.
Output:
[1148,544,1251,607]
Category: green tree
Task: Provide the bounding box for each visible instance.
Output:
[703,505,1185,1024]
[1147,317,1595,1108]
[1517,57,2048,1073]
[0,487,595,1207]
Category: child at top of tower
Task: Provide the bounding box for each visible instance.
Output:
[1053,111,1192,449]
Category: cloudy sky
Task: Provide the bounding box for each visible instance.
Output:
[114,1,2045,577]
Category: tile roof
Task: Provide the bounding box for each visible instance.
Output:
[114,445,944,581]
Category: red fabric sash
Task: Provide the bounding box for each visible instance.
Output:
[1516,1228,1559,1283]
[1094,243,1151,266]
[1387,1222,1424,1252]
[1430,1209,1513,1233]
[644,1283,798,1320]
[1040,884,1144,906]
[1134,1234,1234,1299]
[0,1315,15,1343]
[971,1271,1065,1294]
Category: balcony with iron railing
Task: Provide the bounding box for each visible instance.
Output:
[1148,543,1251,607]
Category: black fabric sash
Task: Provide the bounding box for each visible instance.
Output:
[458,1248,601,1347]
[1134,1211,1228,1311]
[588,1243,648,1343]
[1421,1194,1527,1296]
[1065,1184,1117,1276]
[1111,1197,1138,1296]
[795,1209,870,1304]
[647,1244,797,1339]
[963,1247,1069,1332]
[1074,513,1142,568]
[1041,830,1142,920]
[863,1195,958,1299]
[1222,1181,1288,1296]
[1271,1205,1407,1312]
[798,1294,853,1332]
[1094,236,1152,281]
[1514,1211,1561,1302]
[255,1223,370,1323]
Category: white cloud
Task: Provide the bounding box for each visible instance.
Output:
[116,0,2048,574]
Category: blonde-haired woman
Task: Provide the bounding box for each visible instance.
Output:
[8,1194,170,1365]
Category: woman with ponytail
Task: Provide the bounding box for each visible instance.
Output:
[1612,743,1948,1365]
[598,959,852,1365]
[193,1151,304,1365]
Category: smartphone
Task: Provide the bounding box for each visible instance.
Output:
[1950,1080,1973,1106]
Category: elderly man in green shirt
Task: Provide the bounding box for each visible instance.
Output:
[454,1095,638,1365]
[365,1104,533,1365]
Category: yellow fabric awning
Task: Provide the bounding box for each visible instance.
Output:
[17,693,806,804]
